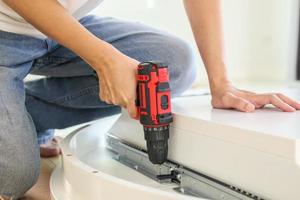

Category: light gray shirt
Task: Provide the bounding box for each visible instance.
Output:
[0,0,103,38]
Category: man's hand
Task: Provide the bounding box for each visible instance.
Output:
[3,0,140,119]
[211,83,300,112]
[94,44,139,119]
[184,0,300,113]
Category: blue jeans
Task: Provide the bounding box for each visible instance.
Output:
[0,15,196,198]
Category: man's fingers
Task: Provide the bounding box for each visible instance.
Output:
[99,81,112,104]
[252,94,296,112]
[269,95,296,112]
[99,84,105,101]
[126,99,138,119]
[222,93,255,112]
[276,93,300,110]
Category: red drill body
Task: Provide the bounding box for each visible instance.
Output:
[136,62,173,164]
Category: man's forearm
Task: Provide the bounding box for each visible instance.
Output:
[184,0,229,92]
[3,0,111,68]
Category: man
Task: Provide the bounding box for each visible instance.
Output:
[0,0,299,199]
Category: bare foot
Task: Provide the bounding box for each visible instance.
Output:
[40,138,61,158]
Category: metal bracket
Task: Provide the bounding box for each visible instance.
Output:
[106,134,268,200]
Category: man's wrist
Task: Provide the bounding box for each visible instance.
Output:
[209,77,232,95]
[205,62,231,95]
[85,41,114,70]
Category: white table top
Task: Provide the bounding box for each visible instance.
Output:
[107,87,300,199]
[171,88,300,161]
[173,91,300,140]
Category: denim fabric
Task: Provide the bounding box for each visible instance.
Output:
[36,129,55,145]
[0,15,197,198]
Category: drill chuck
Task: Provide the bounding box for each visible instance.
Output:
[144,126,169,164]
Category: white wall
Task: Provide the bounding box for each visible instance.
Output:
[222,0,299,83]
[92,0,299,85]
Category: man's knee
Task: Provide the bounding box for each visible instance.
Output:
[78,16,198,96]
[0,152,40,199]
[150,34,197,96]
[0,67,40,198]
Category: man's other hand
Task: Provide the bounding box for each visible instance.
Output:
[211,84,300,112]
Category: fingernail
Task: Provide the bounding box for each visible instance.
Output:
[245,104,254,112]
[290,107,296,112]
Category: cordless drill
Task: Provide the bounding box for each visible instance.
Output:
[136,62,173,165]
